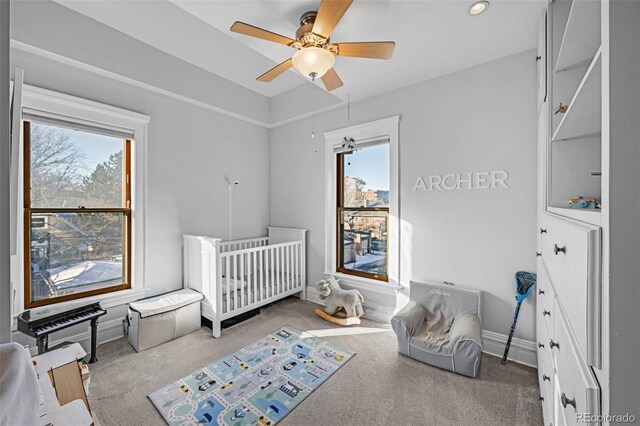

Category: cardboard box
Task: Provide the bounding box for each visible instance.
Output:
[32,343,93,425]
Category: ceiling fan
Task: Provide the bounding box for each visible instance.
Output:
[230,0,395,91]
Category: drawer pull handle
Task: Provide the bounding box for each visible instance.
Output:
[539,395,544,402]
[553,244,566,255]
[560,392,576,409]
[549,339,559,349]
[542,374,551,382]
[538,289,545,295]
[540,228,547,234]
[536,252,542,257]
[555,103,569,114]
[543,310,551,316]
[538,342,545,348]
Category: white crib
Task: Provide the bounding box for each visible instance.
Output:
[182,227,306,337]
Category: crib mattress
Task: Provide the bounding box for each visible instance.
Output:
[220,277,300,313]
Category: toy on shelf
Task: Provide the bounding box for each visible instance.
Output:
[569,196,600,209]
[313,276,364,326]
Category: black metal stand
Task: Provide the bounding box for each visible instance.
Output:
[36,335,48,355]
[89,318,99,363]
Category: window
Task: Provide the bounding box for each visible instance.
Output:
[337,143,389,281]
[324,116,399,289]
[23,120,132,307]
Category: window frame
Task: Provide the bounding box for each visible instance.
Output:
[13,84,150,316]
[335,151,390,282]
[324,116,400,290]
[22,120,133,308]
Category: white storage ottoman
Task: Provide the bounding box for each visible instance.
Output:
[128,289,203,352]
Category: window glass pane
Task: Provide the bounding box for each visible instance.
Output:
[29,122,125,208]
[339,210,388,276]
[342,144,389,208]
[29,212,126,302]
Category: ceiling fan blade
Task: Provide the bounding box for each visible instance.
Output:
[257,58,293,82]
[312,0,353,39]
[321,67,343,91]
[230,21,296,47]
[334,42,395,59]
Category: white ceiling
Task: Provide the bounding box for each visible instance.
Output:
[54,0,544,102]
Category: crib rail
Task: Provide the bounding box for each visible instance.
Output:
[219,237,269,253]
[219,240,303,316]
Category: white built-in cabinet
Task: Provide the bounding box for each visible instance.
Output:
[537,1,640,425]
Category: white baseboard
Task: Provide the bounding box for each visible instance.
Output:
[307,285,537,368]
[27,317,126,357]
[482,330,537,368]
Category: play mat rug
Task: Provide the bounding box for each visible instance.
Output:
[149,326,355,425]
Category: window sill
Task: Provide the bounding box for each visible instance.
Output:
[324,271,403,295]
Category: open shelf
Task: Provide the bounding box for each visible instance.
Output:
[547,206,601,226]
[554,0,601,72]
[553,48,601,142]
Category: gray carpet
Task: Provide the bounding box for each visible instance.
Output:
[88,298,542,426]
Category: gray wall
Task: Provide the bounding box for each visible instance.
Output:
[270,50,538,342]
[9,3,270,346]
[1,0,10,344]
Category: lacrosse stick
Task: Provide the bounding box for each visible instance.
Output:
[501,271,537,365]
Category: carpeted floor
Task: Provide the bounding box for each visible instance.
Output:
[88,298,542,426]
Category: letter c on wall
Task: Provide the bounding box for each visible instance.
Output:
[442,174,457,190]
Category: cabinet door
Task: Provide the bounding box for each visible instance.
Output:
[541,214,601,368]
[553,299,600,426]
[537,8,548,110]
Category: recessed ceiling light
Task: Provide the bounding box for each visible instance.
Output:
[469,1,489,15]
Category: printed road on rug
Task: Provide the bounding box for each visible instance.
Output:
[149,326,355,425]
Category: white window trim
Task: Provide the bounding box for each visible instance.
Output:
[324,115,402,292]
[12,84,150,320]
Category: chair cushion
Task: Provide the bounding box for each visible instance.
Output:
[409,311,455,354]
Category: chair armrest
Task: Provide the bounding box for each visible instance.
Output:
[449,312,482,348]
[391,301,426,338]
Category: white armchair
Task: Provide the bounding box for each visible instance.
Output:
[391,281,483,378]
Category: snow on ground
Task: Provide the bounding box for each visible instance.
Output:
[48,260,122,288]
[345,252,386,267]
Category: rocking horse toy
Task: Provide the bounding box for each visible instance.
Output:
[314,276,365,326]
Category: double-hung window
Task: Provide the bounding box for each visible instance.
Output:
[336,142,390,282]
[23,120,132,308]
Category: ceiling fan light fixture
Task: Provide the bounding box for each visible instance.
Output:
[468,1,489,15]
[292,47,335,79]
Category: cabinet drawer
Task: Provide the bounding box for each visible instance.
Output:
[541,213,601,367]
[552,299,600,426]
[553,379,568,426]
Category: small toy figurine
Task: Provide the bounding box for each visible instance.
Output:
[569,196,600,209]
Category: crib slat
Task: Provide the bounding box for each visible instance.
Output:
[270,247,275,297]
[291,244,296,290]
[252,250,257,303]
[278,246,283,295]
[294,243,299,289]
[259,249,264,301]
[228,256,231,312]
[234,254,239,309]
[289,245,293,292]
[240,253,246,308]
[282,245,286,292]
[286,245,290,292]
